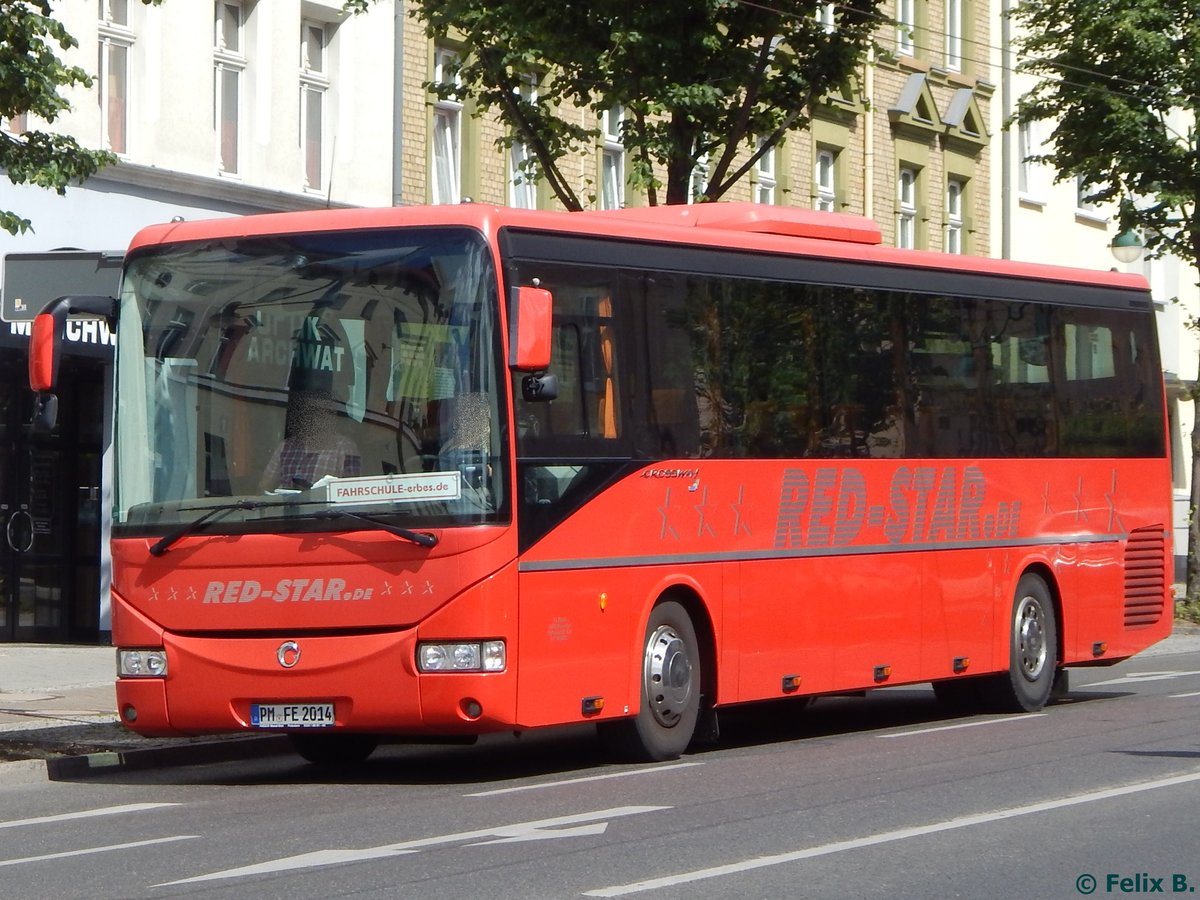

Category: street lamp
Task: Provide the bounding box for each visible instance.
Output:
[1110,227,1144,264]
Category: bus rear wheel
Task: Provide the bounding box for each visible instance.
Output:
[980,573,1058,713]
[599,600,701,762]
[288,732,379,767]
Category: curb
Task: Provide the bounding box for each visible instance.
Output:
[1,735,293,784]
[45,734,294,780]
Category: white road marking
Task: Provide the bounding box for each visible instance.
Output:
[1169,690,1200,699]
[0,836,197,868]
[0,802,179,830]
[879,714,1047,738]
[585,769,1200,897]
[159,805,670,886]
[1088,669,1200,687]
[465,762,703,797]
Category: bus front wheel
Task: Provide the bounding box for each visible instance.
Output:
[600,600,701,762]
[980,573,1058,713]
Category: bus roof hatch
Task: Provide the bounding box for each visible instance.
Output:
[591,202,882,245]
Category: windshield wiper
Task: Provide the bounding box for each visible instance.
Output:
[149,499,299,557]
[309,509,439,548]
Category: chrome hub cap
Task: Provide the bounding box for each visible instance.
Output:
[644,624,693,729]
[1015,595,1047,682]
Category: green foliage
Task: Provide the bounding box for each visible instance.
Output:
[412,0,884,208]
[1178,597,1200,624]
[0,1,118,234]
[1011,0,1200,264]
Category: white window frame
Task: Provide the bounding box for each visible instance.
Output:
[1076,174,1102,216]
[300,19,331,191]
[214,1,246,175]
[689,151,709,204]
[815,149,837,211]
[1017,120,1039,199]
[600,105,625,210]
[508,75,537,209]
[99,0,134,155]
[946,179,964,254]
[897,167,918,249]
[945,0,962,72]
[754,138,777,205]
[897,0,915,55]
[431,48,463,205]
[817,3,836,33]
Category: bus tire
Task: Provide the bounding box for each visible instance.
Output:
[288,732,378,767]
[980,573,1058,713]
[599,600,701,762]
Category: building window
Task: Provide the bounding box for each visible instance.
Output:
[300,20,330,191]
[1076,174,1101,215]
[817,3,836,32]
[897,167,918,249]
[755,138,777,205]
[99,0,133,155]
[815,149,837,211]
[1018,120,1039,197]
[431,47,462,205]
[600,105,624,210]
[508,76,537,209]
[946,179,964,253]
[214,1,245,175]
[945,0,962,71]
[897,0,915,55]
[689,151,709,204]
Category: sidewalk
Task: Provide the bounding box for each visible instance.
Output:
[0,643,288,783]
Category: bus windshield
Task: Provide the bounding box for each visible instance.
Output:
[112,226,507,534]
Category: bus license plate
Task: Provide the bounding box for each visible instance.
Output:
[250,703,335,728]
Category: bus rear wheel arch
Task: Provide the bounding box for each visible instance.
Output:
[599,597,709,762]
[980,571,1060,713]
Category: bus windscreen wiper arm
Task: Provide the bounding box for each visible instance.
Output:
[310,509,438,548]
[149,499,291,557]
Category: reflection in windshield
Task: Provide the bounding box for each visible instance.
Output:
[113,227,506,533]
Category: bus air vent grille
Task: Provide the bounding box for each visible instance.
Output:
[1123,527,1167,628]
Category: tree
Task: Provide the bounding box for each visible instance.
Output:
[411,0,883,209]
[1009,0,1200,603]
[0,1,118,235]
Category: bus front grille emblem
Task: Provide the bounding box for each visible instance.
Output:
[277,641,301,669]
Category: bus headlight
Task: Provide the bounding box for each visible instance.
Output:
[417,640,506,673]
[117,648,168,678]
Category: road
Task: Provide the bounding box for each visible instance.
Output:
[3,637,1200,900]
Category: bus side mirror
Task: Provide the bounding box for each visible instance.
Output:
[28,293,117,392]
[31,392,58,432]
[29,310,62,432]
[510,285,553,371]
[28,294,117,432]
[521,372,558,403]
[29,309,61,393]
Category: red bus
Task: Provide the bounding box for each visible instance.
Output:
[29,202,1172,764]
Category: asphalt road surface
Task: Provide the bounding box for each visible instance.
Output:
[3,636,1200,900]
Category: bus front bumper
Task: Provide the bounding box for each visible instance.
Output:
[115,630,518,738]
